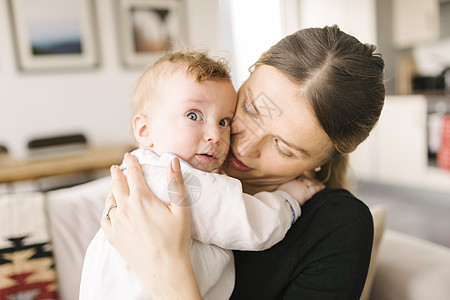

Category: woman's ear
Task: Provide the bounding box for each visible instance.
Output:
[133,114,153,147]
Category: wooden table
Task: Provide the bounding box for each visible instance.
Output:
[0,145,133,183]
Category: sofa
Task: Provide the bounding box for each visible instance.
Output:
[363,204,450,300]
[1,177,450,300]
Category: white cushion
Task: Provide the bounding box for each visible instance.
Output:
[46,177,110,300]
[370,230,450,300]
[360,205,387,300]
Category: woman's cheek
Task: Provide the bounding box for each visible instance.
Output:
[221,127,231,144]
[267,159,305,178]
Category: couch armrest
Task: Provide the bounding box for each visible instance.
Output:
[370,230,450,300]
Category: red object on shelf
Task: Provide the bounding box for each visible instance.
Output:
[437,114,450,171]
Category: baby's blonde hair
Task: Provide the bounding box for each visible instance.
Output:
[133,51,231,115]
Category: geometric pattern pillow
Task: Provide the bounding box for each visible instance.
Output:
[0,192,58,299]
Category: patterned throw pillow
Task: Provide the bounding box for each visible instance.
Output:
[0,192,58,299]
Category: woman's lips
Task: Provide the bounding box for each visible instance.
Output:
[227,151,253,171]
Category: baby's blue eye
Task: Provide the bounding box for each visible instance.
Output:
[187,112,201,121]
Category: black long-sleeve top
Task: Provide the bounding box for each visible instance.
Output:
[231,188,374,300]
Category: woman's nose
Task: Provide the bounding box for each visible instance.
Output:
[232,118,263,157]
[235,132,262,157]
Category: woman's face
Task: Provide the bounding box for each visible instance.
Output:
[224,65,333,192]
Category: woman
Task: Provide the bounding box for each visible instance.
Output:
[102,25,385,299]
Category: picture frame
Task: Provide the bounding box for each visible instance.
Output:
[8,0,98,71]
[117,0,186,68]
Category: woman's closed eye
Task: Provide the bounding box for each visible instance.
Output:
[241,99,258,117]
[274,138,293,158]
[186,111,203,122]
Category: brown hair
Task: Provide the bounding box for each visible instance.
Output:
[133,51,231,114]
[254,25,385,189]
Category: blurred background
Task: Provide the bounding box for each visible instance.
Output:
[1,0,449,247]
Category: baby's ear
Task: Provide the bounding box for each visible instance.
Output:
[133,114,153,147]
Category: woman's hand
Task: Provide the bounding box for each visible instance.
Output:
[101,153,202,300]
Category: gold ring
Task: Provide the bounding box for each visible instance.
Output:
[104,204,117,220]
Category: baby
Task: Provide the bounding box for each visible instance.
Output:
[79,51,323,299]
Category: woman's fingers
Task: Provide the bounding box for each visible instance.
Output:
[101,153,196,296]
[110,164,129,206]
[101,191,117,231]
[167,157,190,220]
[124,153,151,200]
[103,190,116,213]
[167,157,186,206]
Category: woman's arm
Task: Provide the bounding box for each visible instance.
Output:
[101,153,202,300]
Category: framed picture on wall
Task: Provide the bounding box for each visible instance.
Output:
[117,0,186,68]
[8,0,98,71]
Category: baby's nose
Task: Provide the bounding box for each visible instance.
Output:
[204,126,222,144]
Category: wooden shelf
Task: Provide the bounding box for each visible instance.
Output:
[0,145,133,183]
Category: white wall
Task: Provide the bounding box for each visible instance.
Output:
[297,0,377,45]
[228,0,283,86]
[0,0,225,159]
[0,0,379,159]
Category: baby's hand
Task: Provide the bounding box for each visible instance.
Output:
[277,177,325,206]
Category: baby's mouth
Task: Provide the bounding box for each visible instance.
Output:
[198,151,217,159]
[195,152,219,164]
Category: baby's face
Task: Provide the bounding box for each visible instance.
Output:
[146,72,237,172]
